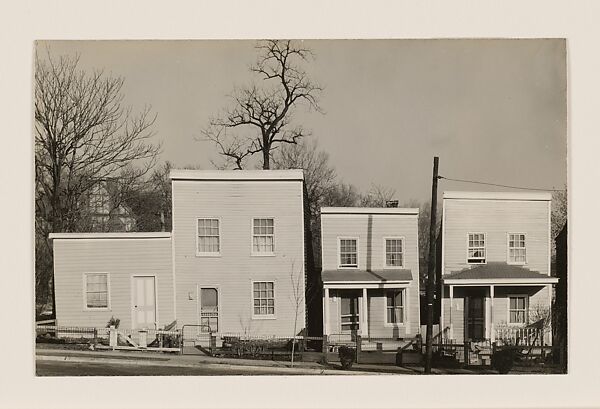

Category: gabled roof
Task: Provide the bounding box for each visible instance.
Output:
[322,269,413,283]
[169,169,304,181]
[442,262,558,284]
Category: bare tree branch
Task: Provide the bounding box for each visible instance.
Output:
[201,40,322,169]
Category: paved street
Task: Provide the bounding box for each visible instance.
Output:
[36,360,321,376]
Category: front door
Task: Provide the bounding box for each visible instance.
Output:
[133,276,156,329]
[465,295,485,341]
[340,291,360,337]
[200,287,219,333]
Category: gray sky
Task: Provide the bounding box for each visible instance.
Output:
[38,39,567,202]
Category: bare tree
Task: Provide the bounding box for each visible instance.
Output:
[35,51,160,308]
[359,184,397,207]
[202,40,322,170]
[288,260,304,367]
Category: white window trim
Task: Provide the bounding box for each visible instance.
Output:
[383,236,405,269]
[250,217,276,257]
[383,288,407,327]
[507,293,529,326]
[507,232,527,265]
[466,232,487,264]
[337,236,360,269]
[196,217,222,257]
[83,272,111,311]
[251,280,277,320]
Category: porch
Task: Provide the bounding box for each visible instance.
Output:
[322,269,417,346]
[441,263,558,345]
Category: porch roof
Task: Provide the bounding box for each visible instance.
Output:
[322,269,413,284]
[442,262,558,285]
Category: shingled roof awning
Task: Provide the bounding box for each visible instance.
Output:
[322,269,413,288]
[442,262,558,285]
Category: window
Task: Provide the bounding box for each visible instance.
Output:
[385,238,404,267]
[467,233,486,263]
[386,289,405,324]
[509,295,528,324]
[508,233,527,264]
[252,218,275,254]
[197,218,220,254]
[339,238,358,268]
[253,281,275,316]
[85,273,109,309]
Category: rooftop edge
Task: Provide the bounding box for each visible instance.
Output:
[170,169,304,181]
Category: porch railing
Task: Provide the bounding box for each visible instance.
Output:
[495,326,545,347]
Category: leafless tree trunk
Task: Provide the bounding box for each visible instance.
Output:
[34,50,160,307]
[288,260,304,367]
[201,40,322,170]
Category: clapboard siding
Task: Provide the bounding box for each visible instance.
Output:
[172,180,305,336]
[321,214,419,272]
[443,199,550,275]
[53,238,174,329]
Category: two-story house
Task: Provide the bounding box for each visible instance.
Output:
[439,191,558,345]
[320,207,421,344]
[49,169,309,339]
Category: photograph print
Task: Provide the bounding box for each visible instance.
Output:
[34,39,568,376]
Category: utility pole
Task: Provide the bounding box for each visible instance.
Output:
[425,156,439,374]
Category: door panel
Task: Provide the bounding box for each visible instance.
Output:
[340,292,360,333]
[133,276,156,329]
[465,296,485,341]
[200,288,219,332]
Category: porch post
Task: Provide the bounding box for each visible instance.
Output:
[449,285,454,340]
[490,285,495,342]
[324,287,330,336]
[362,287,369,338]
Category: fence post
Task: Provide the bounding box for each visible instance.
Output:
[356,334,362,364]
[322,335,329,363]
[93,328,98,347]
[210,333,217,355]
[109,325,117,350]
[299,329,305,361]
[464,340,470,366]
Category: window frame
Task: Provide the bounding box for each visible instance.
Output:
[251,217,276,256]
[383,236,405,269]
[251,280,276,319]
[507,232,527,265]
[337,236,359,269]
[83,272,111,311]
[507,294,529,325]
[466,232,487,264]
[384,288,406,327]
[196,217,222,257]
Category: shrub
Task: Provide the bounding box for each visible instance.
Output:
[492,348,517,374]
[338,346,356,370]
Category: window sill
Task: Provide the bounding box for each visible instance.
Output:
[338,265,359,269]
[251,253,276,257]
[507,261,527,266]
[384,323,406,328]
[84,307,111,312]
[467,260,487,265]
[383,265,404,270]
[251,315,277,320]
[196,253,222,258]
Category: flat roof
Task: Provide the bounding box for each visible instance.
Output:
[443,191,552,201]
[321,207,419,215]
[49,232,171,239]
[170,169,304,181]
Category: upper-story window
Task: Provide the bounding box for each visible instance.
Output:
[339,238,358,268]
[252,218,275,254]
[197,218,220,255]
[467,233,486,264]
[384,238,404,268]
[508,233,527,264]
[84,273,109,309]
